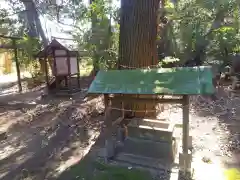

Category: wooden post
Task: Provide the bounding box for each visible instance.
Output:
[121,98,128,138]
[12,39,22,93]
[121,96,125,118]
[180,95,192,176]
[76,53,81,89]
[66,50,72,94]
[43,56,49,91]
[52,48,59,92]
[182,95,189,154]
[104,94,115,162]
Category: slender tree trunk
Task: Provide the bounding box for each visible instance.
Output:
[90,0,99,76]
[119,0,160,118]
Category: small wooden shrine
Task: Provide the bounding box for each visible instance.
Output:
[87,66,214,177]
[36,39,81,96]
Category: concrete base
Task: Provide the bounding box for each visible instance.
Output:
[118,118,178,162]
[122,137,177,162]
[178,170,193,180]
[104,139,115,161]
[179,152,192,173]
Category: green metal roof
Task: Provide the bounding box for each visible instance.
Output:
[87,66,214,95]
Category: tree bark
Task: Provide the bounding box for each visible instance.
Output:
[20,0,49,74]
[119,0,160,118]
[20,0,48,47]
[119,0,159,68]
[90,0,99,76]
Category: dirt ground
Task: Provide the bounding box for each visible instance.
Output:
[0,79,240,180]
[162,85,240,180]
[0,76,105,180]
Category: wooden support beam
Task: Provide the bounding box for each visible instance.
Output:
[109,96,184,104]
[0,44,23,49]
[181,95,191,175]
[67,51,72,94]
[112,116,124,126]
[182,95,189,154]
[76,53,81,89]
[44,52,49,90]
[0,35,23,49]
[13,39,22,92]
[104,96,115,161]
[121,96,125,118]
[51,36,75,41]
[0,35,22,39]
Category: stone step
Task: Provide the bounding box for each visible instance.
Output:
[121,137,178,162]
[127,118,174,130]
[115,152,173,171]
[126,118,175,142]
[113,153,181,180]
[92,147,180,178]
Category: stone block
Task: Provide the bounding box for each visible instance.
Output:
[115,153,170,170]
[122,137,177,162]
[104,139,115,161]
[127,118,175,142]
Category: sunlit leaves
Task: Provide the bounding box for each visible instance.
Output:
[0,8,20,36]
[216,26,235,33]
[163,0,240,66]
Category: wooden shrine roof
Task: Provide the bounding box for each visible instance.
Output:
[35,39,78,58]
[87,66,215,95]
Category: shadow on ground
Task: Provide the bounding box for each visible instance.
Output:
[0,75,188,180]
[56,151,153,180]
[0,95,103,180]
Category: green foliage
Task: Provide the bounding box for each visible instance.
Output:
[2,0,119,76]
[162,0,240,67]
[17,35,42,67]
[1,2,42,72]
[73,0,119,70]
[2,0,239,76]
[159,56,180,67]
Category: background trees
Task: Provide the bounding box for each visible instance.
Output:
[159,0,240,68]
[0,0,239,74]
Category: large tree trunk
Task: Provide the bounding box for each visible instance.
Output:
[20,0,48,47]
[119,0,160,118]
[20,0,49,74]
